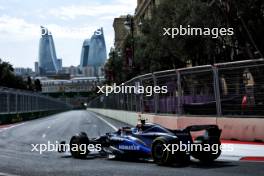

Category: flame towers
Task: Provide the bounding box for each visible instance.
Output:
[38,26,61,75]
[80,28,107,76]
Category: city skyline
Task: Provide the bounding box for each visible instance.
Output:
[0,0,136,69]
[80,28,106,77]
[38,26,61,75]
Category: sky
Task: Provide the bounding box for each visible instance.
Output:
[0,0,137,69]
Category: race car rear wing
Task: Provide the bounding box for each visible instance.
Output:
[185,125,222,141]
[185,125,220,132]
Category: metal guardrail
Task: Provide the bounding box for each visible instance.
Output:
[0,87,71,114]
[88,58,264,117]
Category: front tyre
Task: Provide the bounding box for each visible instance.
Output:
[70,132,90,159]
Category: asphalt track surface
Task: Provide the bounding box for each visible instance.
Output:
[0,110,263,176]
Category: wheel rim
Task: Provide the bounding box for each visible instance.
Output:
[70,137,87,158]
[153,142,165,160]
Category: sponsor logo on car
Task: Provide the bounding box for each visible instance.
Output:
[118,145,140,151]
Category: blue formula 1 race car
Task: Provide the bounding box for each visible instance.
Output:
[58,120,222,165]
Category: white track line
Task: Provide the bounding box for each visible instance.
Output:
[91,113,118,131]
[0,123,25,133]
[0,172,20,176]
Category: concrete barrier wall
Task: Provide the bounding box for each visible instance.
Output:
[87,108,264,142]
[88,109,139,126]
[0,110,66,125]
[217,118,264,142]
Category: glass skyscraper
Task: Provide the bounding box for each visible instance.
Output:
[80,28,107,76]
[38,26,61,75]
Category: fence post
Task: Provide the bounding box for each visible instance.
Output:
[25,95,27,112]
[15,93,18,113]
[20,94,22,112]
[139,78,144,113]
[36,96,38,111]
[7,91,10,114]
[152,73,159,114]
[176,70,182,115]
[213,66,222,116]
[29,95,31,112]
[126,93,129,111]
[22,94,24,112]
[130,90,133,111]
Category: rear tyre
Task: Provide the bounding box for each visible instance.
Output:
[70,132,90,159]
[192,136,221,163]
[152,137,188,165]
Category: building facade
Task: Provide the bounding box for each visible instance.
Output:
[14,67,33,76]
[38,26,61,75]
[113,16,129,51]
[80,28,107,77]
[34,61,39,74]
[112,0,160,51]
[81,66,94,77]
[134,0,160,35]
[61,66,80,77]
[41,77,104,93]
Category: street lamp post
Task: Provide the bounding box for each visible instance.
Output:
[111,48,115,81]
[124,14,135,69]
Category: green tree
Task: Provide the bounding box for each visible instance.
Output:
[34,79,42,92]
[0,58,27,90]
[106,0,264,84]
[104,49,125,84]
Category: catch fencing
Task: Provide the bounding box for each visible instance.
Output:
[0,87,71,114]
[88,59,264,117]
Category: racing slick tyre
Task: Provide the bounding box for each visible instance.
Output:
[70,132,90,159]
[191,136,221,163]
[151,136,189,165]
